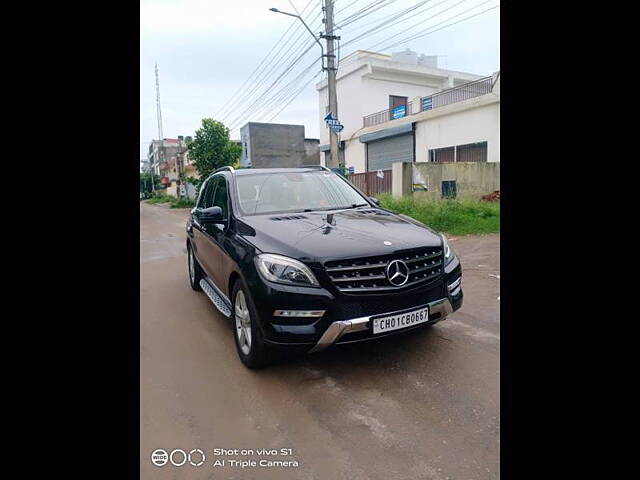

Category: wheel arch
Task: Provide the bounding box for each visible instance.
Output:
[228,271,242,299]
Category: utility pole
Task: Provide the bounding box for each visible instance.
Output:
[322,0,340,170]
[176,137,184,200]
[155,64,164,193]
[269,3,340,169]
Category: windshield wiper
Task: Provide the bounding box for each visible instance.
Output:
[296,204,369,213]
[326,204,369,211]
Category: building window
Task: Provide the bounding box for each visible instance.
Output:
[442,180,457,199]
[456,141,487,162]
[429,141,488,163]
[429,146,455,163]
[389,95,408,109]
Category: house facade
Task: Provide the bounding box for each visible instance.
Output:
[316,49,500,173]
[147,138,182,186]
[239,122,320,168]
[147,137,195,196]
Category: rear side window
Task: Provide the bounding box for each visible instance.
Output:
[196,180,209,208]
[205,177,219,209]
[197,177,217,209]
[212,176,228,219]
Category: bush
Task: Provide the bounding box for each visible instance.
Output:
[146,192,173,204]
[378,193,499,236]
[145,192,195,208]
[170,198,196,209]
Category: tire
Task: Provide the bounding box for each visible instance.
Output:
[231,279,271,369]
[187,243,203,291]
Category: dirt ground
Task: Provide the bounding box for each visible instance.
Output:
[140,202,500,480]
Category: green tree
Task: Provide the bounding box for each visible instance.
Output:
[140,171,158,195]
[188,118,241,180]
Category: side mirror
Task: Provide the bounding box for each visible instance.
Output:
[369,197,380,206]
[199,206,224,224]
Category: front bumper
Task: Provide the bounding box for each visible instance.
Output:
[308,296,456,353]
[250,256,463,353]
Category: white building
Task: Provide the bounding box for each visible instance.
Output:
[316,49,500,173]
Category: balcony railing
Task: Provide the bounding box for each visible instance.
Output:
[363,99,422,127]
[362,75,494,128]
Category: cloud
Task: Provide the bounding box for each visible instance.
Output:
[141,0,289,36]
[140,0,500,158]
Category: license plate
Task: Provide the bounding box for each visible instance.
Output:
[371,306,430,335]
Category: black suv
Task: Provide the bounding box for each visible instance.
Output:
[186,166,463,368]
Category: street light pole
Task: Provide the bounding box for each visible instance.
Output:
[269,5,340,169]
[269,8,325,69]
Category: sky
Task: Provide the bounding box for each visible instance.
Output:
[140,0,500,160]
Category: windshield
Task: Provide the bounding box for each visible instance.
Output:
[234,171,369,215]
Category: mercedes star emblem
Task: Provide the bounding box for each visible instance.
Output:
[386,260,409,286]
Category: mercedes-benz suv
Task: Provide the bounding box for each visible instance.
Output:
[186,166,463,368]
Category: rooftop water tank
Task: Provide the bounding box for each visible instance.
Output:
[418,54,438,68]
[391,48,418,65]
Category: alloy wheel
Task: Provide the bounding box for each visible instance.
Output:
[188,248,195,285]
[235,290,252,355]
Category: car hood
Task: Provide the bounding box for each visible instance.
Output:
[237,207,442,265]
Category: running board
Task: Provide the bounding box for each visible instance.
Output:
[199,278,232,318]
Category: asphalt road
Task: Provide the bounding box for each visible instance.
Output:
[140,202,500,480]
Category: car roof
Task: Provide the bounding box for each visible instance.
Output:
[232,167,329,176]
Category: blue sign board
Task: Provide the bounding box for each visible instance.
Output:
[422,96,433,111]
[324,112,344,133]
[348,166,355,175]
[391,105,406,119]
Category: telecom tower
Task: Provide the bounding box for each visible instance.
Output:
[155,63,164,143]
[154,63,164,192]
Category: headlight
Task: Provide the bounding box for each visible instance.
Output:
[441,234,456,265]
[255,254,320,287]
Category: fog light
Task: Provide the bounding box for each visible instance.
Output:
[273,310,325,318]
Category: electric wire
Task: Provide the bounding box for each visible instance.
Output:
[215,0,317,120]
[220,2,322,123]
[342,0,471,50]
[221,9,322,123]
[338,1,499,69]
[266,70,324,122]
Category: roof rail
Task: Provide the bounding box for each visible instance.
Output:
[302,165,331,171]
[214,166,235,174]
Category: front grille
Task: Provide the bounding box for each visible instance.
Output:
[324,247,444,293]
[328,280,444,319]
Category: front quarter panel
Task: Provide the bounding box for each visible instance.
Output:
[221,218,262,299]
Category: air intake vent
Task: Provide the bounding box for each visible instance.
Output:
[355,209,390,215]
[270,215,308,221]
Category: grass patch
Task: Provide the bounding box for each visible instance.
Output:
[170,198,195,209]
[378,193,499,236]
[145,192,195,209]
[145,192,172,204]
